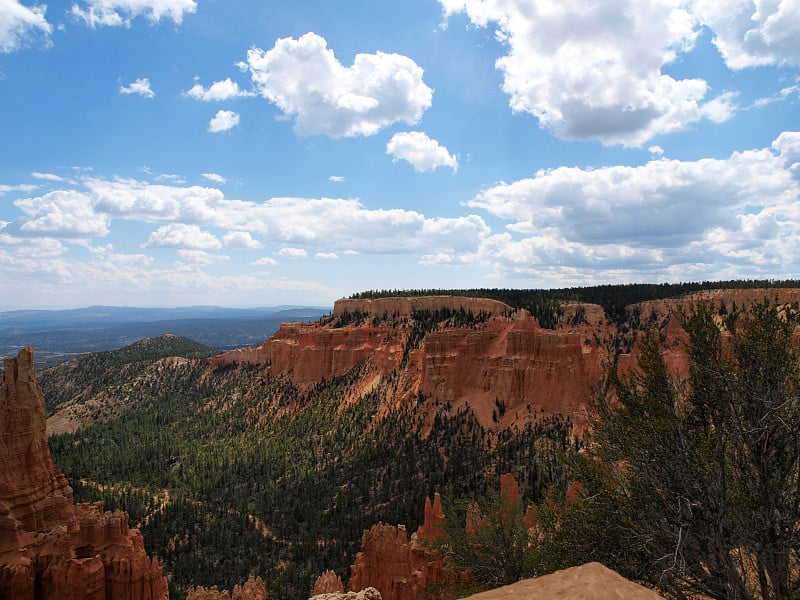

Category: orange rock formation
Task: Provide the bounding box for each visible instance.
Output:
[210,289,800,432]
[186,575,268,600]
[348,493,451,600]
[210,296,609,429]
[313,570,345,595]
[0,348,168,600]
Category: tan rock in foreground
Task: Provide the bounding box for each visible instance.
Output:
[310,587,381,600]
[463,563,664,600]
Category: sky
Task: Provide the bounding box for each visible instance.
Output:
[0,0,798,310]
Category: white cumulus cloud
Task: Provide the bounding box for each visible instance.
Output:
[278,247,308,259]
[691,0,800,69]
[202,172,227,184]
[315,252,338,260]
[0,0,51,52]
[12,189,110,237]
[120,77,155,98]
[467,131,800,279]
[243,32,433,137]
[72,0,197,27]
[223,230,262,249]
[387,131,458,172]
[208,109,239,133]
[440,0,733,146]
[252,256,278,267]
[186,78,252,101]
[144,223,222,250]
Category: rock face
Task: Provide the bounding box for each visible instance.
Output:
[405,315,602,428]
[348,494,452,600]
[186,575,268,600]
[0,348,168,600]
[462,562,664,600]
[210,296,606,430]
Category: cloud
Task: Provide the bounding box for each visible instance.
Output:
[202,172,227,184]
[155,173,185,184]
[315,252,338,260]
[144,223,222,249]
[691,0,800,69]
[223,231,262,249]
[31,172,65,182]
[329,175,345,183]
[4,177,494,261]
[11,189,110,237]
[0,183,37,196]
[208,109,239,132]
[278,247,308,259]
[243,32,433,137]
[387,131,458,172]
[252,256,278,267]
[120,77,155,98]
[176,249,229,265]
[700,91,738,123]
[440,0,731,146]
[753,82,800,108]
[186,78,252,101]
[0,0,51,53]
[467,132,800,279]
[72,0,197,27]
[86,178,224,223]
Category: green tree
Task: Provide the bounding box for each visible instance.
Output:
[431,484,536,594]
[563,302,800,599]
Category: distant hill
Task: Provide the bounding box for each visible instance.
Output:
[0,305,330,369]
[41,334,216,433]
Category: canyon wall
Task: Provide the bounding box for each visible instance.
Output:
[210,296,606,429]
[0,348,168,599]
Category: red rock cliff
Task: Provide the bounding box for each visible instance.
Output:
[0,348,168,600]
[209,290,800,433]
[209,297,603,429]
[405,314,602,429]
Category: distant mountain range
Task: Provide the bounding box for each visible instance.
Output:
[0,305,330,368]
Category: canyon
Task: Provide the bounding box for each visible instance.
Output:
[15,286,800,598]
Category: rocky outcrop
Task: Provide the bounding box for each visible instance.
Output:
[186,575,268,600]
[209,322,404,386]
[462,562,664,600]
[0,348,168,600]
[310,588,381,600]
[348,493,452,600]
[332,296,511,320]
[313,570,345,595]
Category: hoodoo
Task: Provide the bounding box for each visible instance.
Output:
[0,348,168,599]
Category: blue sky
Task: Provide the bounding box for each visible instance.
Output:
[0,0,798,309]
